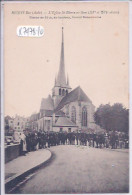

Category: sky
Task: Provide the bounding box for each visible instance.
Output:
[4,2,129,117]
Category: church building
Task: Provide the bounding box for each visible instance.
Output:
[37,27,101,133]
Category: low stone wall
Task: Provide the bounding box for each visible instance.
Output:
[5,144,20,163]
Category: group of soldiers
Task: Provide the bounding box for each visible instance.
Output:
[20,130,129,154]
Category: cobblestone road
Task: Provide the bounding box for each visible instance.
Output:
[14,145,129,193]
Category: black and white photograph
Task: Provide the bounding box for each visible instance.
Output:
[1,1,129,194]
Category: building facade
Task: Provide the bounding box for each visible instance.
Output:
[36,27,103,133]
[5,115,30,134]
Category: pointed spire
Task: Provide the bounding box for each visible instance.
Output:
[56,27,67,87]
[62,26,64,43]
[54,74,57,86]
[67,74,69,86]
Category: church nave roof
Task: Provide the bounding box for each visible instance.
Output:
[55,86,92,112]
[53,116,77,127]
[40,95,54,111]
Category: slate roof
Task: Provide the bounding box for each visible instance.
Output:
[55,110,66,117]
[56,27,68,88]
[40,110,65,117]
[40,95,54,111]
[5,115,12,120]
[53,117,77,127]
[44,110,53,117]
[55,86,92,112]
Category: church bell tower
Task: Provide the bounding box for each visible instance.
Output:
[52,27,72,108]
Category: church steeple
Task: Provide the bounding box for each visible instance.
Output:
[52,27,72,108]
[56,27,67,87]
[54,75,57,86]
[67,74,69,86]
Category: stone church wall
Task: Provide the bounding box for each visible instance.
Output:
[53,126,77,132]
[37,117,52,132]
[61,101,96,131]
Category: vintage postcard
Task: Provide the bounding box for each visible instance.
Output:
[1,1,130,194]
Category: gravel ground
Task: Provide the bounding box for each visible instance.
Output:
[14,145,129,194]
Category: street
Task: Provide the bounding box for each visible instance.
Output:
[13,145,129,194]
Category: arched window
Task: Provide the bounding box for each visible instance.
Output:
[71,106,76,123]
[66,105,69,116]
[59,88,61,95]
[52,91,55,96]
[82,106,87,127]
[62,89,65,96]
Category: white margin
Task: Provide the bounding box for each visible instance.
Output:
[1,1,131,195]
[129,1,132,195]
[1,1,5,195]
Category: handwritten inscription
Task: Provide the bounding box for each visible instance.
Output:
[17,26,44,37]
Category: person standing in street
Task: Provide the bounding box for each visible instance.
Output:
[20,131,27,155]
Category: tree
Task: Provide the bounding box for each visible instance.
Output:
[94,103,129,134]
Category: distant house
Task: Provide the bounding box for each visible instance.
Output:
[5,115,30,134]
[4,116,13,135]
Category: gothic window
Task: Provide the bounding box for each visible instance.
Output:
[82,106,87,127]
[45,120,50,131]
[52,91,55,96]
[68,128,71,133]
[66,105,69,116]
[71,106,76,123]
[62,89,65,96]
[60,128,63,132]
[59,88,61,95]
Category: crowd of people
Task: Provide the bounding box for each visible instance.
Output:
[19,130,129,155]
